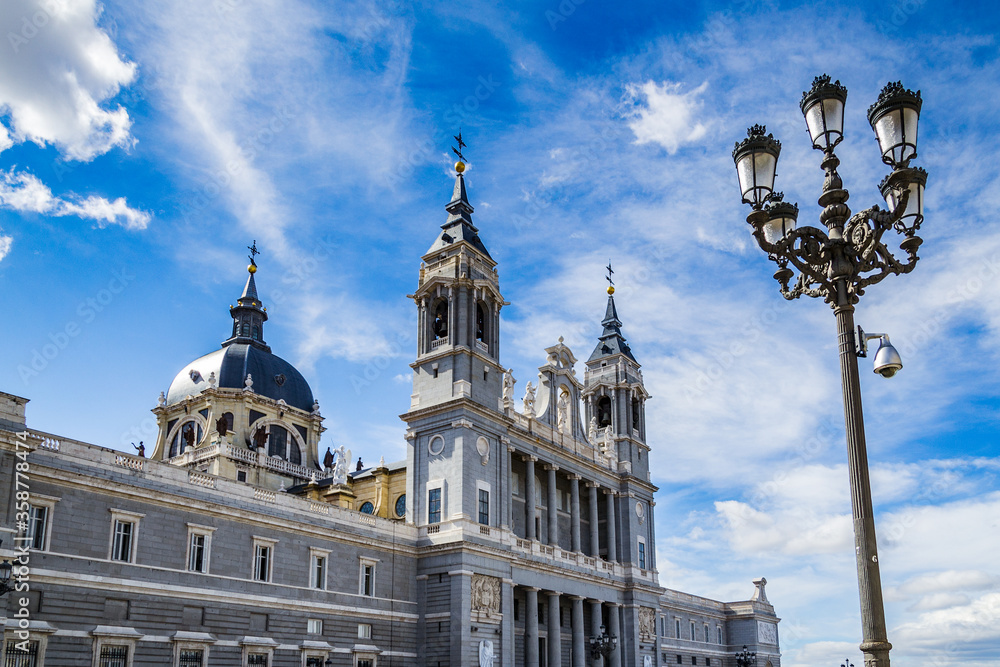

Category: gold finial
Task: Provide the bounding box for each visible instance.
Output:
[452,130,467,174]
[247,239,260,273]
[607,285,615,295]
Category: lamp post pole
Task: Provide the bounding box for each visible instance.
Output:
[732,76,927,667]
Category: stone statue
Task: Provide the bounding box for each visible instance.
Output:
[502,368,516,406]
[216,416,228,436]
[603,425,614,450]
[323,447,334,471]
[557,389,569,433]
[356,457,364,472]
[332,445,351,484]
[522,381,536,418]
[588,417,598,445]
[132,441,145,458]
[479,639,495,667]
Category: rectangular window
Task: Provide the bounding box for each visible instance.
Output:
[676,656,682,665]
[99,645,129,667]
[189,533,207,572]
[691,657,697,666]
[5,640,39,666]
[675,618,681,638]
[690,621,695,640]
[307,619,323,634]
[246,654,268,667]
[661,616,666,636]
[312,555,327,589]
[428,488,441,523]
[254,545,272,582]
[357,660,373,667]
[237,470,248,482]
[718,626,723,644]
[707,659,712,666]
[478,489,490,525]
[360,561,375,596]
[358,623,372,639]
[27,506,48,551]
[704,623,710,643]
[179,649,205,667]
[638,540,646,569]
[306,659,324,667]
[112,520,134,562]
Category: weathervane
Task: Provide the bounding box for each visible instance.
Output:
[452,130,467,163]
[247,240,260,266]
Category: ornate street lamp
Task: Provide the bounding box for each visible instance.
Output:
[735,645,757,667]
[0,541,14,597]
[842,658,857,667]
[589,624,618,660]
[732,75,927,667]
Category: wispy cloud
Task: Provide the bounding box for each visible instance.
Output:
[0,169,150,229]
[624,80,710,154]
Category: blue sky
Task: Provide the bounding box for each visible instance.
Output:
[2,0,999,664]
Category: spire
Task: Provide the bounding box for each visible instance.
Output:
[223,241,271,352]
[425,134,492,259]
[589,264,636,363]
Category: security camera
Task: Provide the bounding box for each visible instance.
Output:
[856,327,903,378]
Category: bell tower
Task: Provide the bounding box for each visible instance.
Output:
[582,272,650,478]
[408,155,506,413]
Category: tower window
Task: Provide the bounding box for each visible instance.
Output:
[632,397,641,430]
[252,325,260,340]
[242,322,250,336]
[476,302,487,342]
[428,488,442,523]
[432,299,449,339]
[597,396,612,428]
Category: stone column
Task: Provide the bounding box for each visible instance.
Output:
[589,599,604,667]
[569,474,581,553]
[547,591,562,667]
[570,595,585,667]
[502,579,515,667]
[503,442,514,530]
[588,482,600,558]
[525,456,537,541]
[525,587,540,667]
[605,490,617,563]
[546,464,559,546]
[607,602,621,667]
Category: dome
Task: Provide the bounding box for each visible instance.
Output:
[166,343,314,412]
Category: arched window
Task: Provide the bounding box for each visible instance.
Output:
[432,299,449,340]
[242,322,250,336]
[394,494,406,518]
[359,501,375,515]
[597,396,613,428]
[268,425,288,459]
[475,302,487,342]
[171,420,201,457]
[252,325,260,340]
[232,320,239,337]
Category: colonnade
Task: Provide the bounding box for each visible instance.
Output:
[518,452,619,563]
[520,586,622,667]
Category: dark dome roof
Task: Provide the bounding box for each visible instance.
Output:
[166,343,314,412]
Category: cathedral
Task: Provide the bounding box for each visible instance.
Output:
[0,162,781,667]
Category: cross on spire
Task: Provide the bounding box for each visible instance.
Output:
[247,240,260,266]
[605,261,614,287]
[452,130,467,163]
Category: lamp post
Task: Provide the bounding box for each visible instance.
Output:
[589,624,618,661]
[0,540,14,597]
[732,75,927,667]
[735,645,757,667]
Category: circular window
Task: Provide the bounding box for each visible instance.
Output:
[359,501,375,515]
[395,494,406,518]
[428,434,445,456]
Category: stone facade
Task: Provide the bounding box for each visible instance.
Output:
[0,172,781,667]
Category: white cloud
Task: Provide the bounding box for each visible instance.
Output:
[624,80,710,154]
[0,232,11,262]
[0,0,137,160]
[0,169,150,229]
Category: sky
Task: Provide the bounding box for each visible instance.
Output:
[1,0,998,665]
